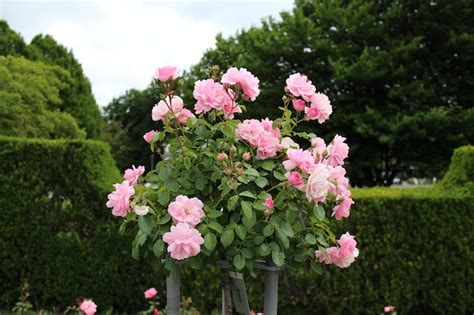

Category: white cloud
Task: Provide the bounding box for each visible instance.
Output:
[2,0,293,105]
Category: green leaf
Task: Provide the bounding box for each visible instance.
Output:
[241,201,253,219]
[153,239,164,257]
[263,224,274,237]
[159,214,171,224]
[242,210,257,230]
[233,254,245,270]
[253,235,264,245]
[255,177,269,188]
[221,229,235,248]
[273,171,287,181]
[244,168,260,177]
[157,187,170,206]
[227,195,239,210]
[138,216,153,235]
[208,221,224,234]
[204,233,217,251]
[259,243,271,256]
[261,160,275,171]
[158,166,172,181]
[239,191,256,199]
[317,236,329,247]
[313,205,325,220]
[271,251,285,267]
[208,209,223,219]
[237,175,249,184]
[305,234,317,245]
[235,225,247,240]
[252,201,266,211]
[281,222,294,238]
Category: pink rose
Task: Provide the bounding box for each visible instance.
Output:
[327,135,349,166]
[193,79,229,113]
[124,165,145,186]
[143,130,158,143]
[384,306,396,313]
[235,119,263,147]
[285,73,316,101]
[176,108,195,124]
[79,299,97,315]
[144,287,158,299]
[221,67,260,101]
[328,165,350,197]
[315,232,359,268]
[332,197,354,220]
[223,102,242,119]
[236,119,281,159]
[256,133,280,160]
[163,223,204,260]
[283,149,315,174]
[311,136,327,162]
[305,164,330,203]
[305,93,332,123]
[287,171,304,187]
[260,118,280,138]
[152,96,184,122]
[154,66,178,82]
[106,181,134,217]
[167,195,205,227]
[264,197,274,209]
[292,99,306,111]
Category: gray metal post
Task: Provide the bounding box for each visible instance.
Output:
[263,263,279,315]
[166,268,180,315]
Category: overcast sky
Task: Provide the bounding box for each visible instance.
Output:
[1,0,293,106]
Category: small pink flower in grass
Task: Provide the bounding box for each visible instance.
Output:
[154,66,178,82]
[107,181,134,217]
[143,130,157,143]
[124,165,145,186]
[292,99,306,111]
[168,195,205,227]
[163,223,204,260]
[384,306,396,313]
[144,287,158,299]
[79,299,97,315]
[327,135,349,166]
[305,93,332,123]
[221,67,260,101]
[264,197,274,209]
[287,171,304,187]
[286,73,316,101]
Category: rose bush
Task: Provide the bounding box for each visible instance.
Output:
[107,65,358,274]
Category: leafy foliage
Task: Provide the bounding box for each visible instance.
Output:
[440,145,474,194]
[189,0,474,186]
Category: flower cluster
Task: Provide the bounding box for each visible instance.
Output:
[109,65,359,274]
[79,299,97,315]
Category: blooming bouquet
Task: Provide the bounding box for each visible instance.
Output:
[107,65,358,275]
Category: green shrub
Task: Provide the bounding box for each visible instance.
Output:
[440,145,474,194]
[1,139,472,314]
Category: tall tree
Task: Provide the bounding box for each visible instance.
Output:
[27,34,103,139]
[0,20,28,56]
[190,0,474,186]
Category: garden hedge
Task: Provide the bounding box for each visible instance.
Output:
[0,138,472,314]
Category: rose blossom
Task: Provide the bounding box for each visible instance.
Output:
[221,67,260,101]
[144,287,158,299]
[264,197,274,209]
[283,149,315,174]
[236,119,281,160]
[154,66,178,81]
[384,306,396,313]
[287,171,304,187]
[163,223,204,260]
[327,135,349,166]
[315,232,359,268]
[79,299,97,315]
[176,108,195,124]
[292,99,306,111]
[168,195,205,226]
[285,73,316,101]
[143,130,157,143]
[223,101,242,119]
[106,181,134,217]
[332,197,354,220]
[305,163,330,203]
[280,137,299,150]
[256,133,280,160]
[193,79,229,113]
[134,205,150,216]
[152,96,184,122]
[305,93,332,123]
[311,136,327,162]
[124,165,145,186]
[242,152,252,160]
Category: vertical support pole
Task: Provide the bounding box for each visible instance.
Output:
[166,268,180,315]
[263,263,279,315]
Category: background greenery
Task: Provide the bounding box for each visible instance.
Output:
[0,136,472,314]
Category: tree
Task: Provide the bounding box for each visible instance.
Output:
[0,20,28,56]
[189,0,474,186]
[0,56,85,139]
[27,34,103,139]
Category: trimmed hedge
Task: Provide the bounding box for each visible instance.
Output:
[1,138,473,314]
[441,145,474,194]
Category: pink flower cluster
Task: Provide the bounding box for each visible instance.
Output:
[79,299,97,315]
[286,73,332,123]
[144,287,158,299]
[315,232,359,268]
[152,96,194,125]
[154,66,178,82]
[235,118,281,160]
[282,135,352,220]
[106,165,145,217]
[192,67,259,119]
[163,195,205,260]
